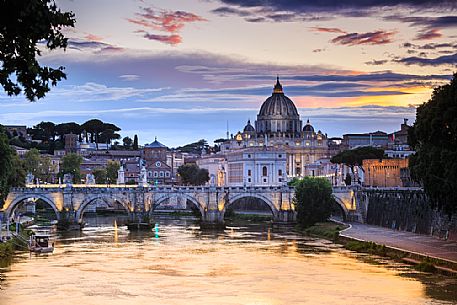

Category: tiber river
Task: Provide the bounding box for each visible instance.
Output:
[0,216,456,305]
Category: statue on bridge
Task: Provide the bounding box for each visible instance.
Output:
[117,165,125,185]
[86,173,95,185]
[139,166,148,187]
[25,172,34,186]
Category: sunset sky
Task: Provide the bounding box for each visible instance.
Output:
[1,0,456,147]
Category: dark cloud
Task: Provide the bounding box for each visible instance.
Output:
[414,28,442,40]
[385,15,457,29]
[216,1,456,12]
[212,1,457,23]
[402,41,457,50]
[67,39,110,50]
[331,31,396,45]
[191,82,409,98]
[211,6,251,17]
[143,33,182,45]
[311,27,345,33]
[394,53,457,66]
[365,59,389,65]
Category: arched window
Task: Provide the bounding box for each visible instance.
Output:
[262,166,268,176]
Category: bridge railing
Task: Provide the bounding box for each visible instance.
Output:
[12,184,295,193]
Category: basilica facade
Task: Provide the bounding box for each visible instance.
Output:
[199,78,330,186]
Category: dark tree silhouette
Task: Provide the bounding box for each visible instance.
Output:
[0,0,75,100]
[409,73,457,214]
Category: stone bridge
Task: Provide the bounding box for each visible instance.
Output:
[2,185,297,227]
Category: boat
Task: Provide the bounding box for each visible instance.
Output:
[29,232,54,253]
[127,222,154,230]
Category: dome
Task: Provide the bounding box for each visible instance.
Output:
[303,119,314,132]
[243,120,255,133]
[144,137,167,149]
[258,77,299,118]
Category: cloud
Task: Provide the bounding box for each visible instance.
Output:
[331,31,396,45]
[119,74,140,81]
[385,15,457,29]
[312,48,325,53]
[84,34,103,41]
[403,41,457,50]
[127,6,206,45]
[365,59,389,65]
[414,28,442,40]
[212,1,457,23]
[394,52,457,66]
[311,27,345,33]
[143,33,182,45]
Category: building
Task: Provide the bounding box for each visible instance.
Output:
[342,131,389,150]
[219,77,330,179]
[362,158,409,187]
[4,125,29,140]
[226,148,287,186]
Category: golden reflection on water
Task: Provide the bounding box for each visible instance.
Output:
[0,219,455,305]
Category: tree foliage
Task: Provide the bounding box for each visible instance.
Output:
[293,177,335,228]
[177,139,208,154]
[177,164,209,186]
[331,146,385,169]
[0,0,75,100]
[92,167,106,184]
[409,73,457,214]
[106,160,120,184]
[133,134,139,150]
[23,148,54,183]
[60,153,82,183]
[0,125,14,206]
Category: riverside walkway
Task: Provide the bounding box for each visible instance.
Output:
[341,223,457,263]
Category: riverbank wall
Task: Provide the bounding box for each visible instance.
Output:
[356,189,457,241]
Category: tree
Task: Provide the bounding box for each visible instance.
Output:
[122,136,133,149]
[23,148,41,177]
[55,122,81,142]
[8,153,26,188]
[106,160,120,184]
[176,139,208,154]
[0,125,14,206]
[177,164,209,186]
[81,119,104,148]
[331,146,385,181]
[133,134,139,150]
[409,73,457,214]
[92,167,107,184]
[0,0,75,101]
[60,153,83,183]
[293,177,335,228]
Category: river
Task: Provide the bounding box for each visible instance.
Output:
[0,216,456,305]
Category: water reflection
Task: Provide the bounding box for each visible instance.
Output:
[0,216,456,305]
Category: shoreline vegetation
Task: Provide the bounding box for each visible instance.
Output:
[298,221,457,276]
[0,227,29,267]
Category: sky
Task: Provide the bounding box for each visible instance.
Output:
[1,0,456,147]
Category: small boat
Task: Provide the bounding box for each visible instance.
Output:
[127,222,154,230]
[29,233,54,253]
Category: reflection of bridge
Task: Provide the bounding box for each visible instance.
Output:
[2,185,298,227]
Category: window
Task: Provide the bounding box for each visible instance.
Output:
[278,154,282,158]
[262,166,268,176]
[159,171,164,177]
[247,154,251,158]
[248,178,251,183]
[248,169,252,176]
[165,171,170,177]
[148,171,152,178]
[278,169,283,176]
[153,171,158,177]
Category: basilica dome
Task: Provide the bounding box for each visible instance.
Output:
[255,77,302,137]
[303,119,314,132]
[258,78,299,117]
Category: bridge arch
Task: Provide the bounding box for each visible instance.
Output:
[151,194,205,218]
[76,194,132,223]
[4,194,61,221]
[224,193,278,219]
[332,196,349,221]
